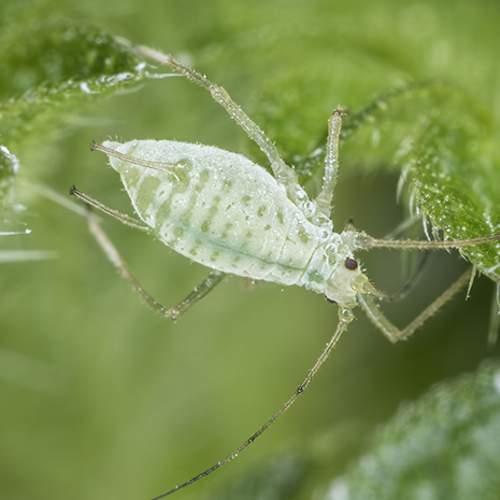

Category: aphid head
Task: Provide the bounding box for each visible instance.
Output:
[325,254,370,308]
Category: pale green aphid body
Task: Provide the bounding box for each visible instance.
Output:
[104,138,365,308]
[71,47,500,500]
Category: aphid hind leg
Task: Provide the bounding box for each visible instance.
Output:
[166,270,226,320]
[87,208,225,321]
[71,188,225,321]
[359,268,471,342]
[382,252,430,303]
[136,46,316,219]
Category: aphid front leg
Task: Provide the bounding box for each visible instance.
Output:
[314,108,345,218]
[359,269,472,342]
[355,228,500,341]
[136,46,318,220]
[71,187,225,321]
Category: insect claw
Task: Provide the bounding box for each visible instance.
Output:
[333,106,348,117]
[90,141,98,151]
[69,185,77,196]
[346,218,356,231]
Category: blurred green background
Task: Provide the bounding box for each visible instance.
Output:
[1,0,500,499]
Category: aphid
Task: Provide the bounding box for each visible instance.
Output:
[70,45,500,499]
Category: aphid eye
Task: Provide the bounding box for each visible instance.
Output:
[344,258,358,270]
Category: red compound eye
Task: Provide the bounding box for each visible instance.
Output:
[344,258,358,270]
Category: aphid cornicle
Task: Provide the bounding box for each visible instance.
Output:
[70,45,500,499]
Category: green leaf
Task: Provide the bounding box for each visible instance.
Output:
[360,84,500,281]
[0,20,146,211]
[252,78,500,280]
[343,83,500,280]
[408,101,500,281]
[326,360,500,500]
[0,20,146,143]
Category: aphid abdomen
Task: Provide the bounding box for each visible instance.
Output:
[104,140,324,287]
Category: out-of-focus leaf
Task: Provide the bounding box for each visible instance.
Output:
[325,359,500,500]
[0,146,19,209]
[203,455,308,500]
[0,0,38,31]
[0,20,146,142]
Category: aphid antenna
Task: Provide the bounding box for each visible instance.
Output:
[358,233,500,250]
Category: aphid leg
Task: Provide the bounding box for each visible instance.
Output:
[382,252,429,302]
[487,284,500,349]
[71,187,225,321]
[87,209,225,321]
[166,270,226,320]
[358,269,471,342]
[135,46,314,217]
[148,307,354,500]
[314,108,345,217]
